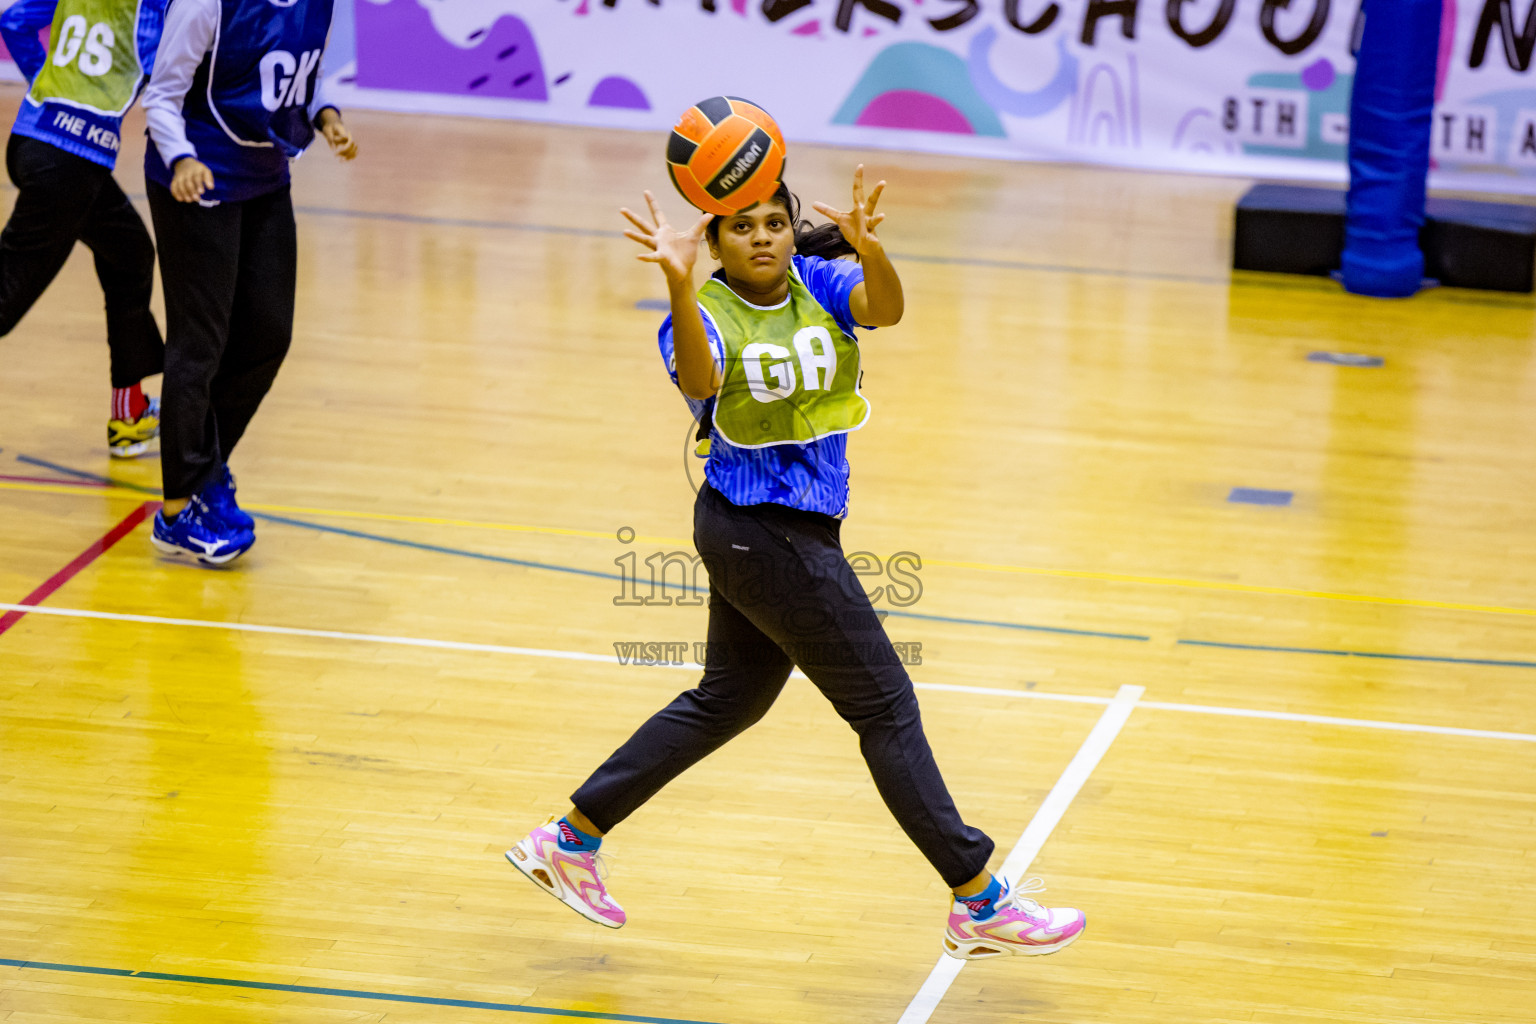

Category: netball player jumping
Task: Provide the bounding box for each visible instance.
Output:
[507,169,1086,961]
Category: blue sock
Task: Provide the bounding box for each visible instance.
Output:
[957,875,1005,920]
[555,816,602,853]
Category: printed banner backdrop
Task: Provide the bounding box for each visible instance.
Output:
[3,1,1531,192]
[326,0,1536,194]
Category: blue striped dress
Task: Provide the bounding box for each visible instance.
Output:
[657,255,870,518]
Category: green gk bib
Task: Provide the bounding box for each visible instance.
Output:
[29,0,144,117]
[698,266,871,449]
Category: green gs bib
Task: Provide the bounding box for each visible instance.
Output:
[29,0,144,117]
[698,265,870,449]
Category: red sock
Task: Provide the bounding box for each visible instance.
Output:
[112,382,148,421]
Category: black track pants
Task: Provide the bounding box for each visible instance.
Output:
[148,180,295,499]
[573,483,995,888]
[0,135,163,387]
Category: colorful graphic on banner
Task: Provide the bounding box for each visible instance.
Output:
[25,0,1508,193]
[832,41,1006,135]
[356,1,549,100]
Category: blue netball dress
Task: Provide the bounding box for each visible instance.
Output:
[657,254,871,517]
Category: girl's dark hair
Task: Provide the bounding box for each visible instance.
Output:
[707,180,857,261]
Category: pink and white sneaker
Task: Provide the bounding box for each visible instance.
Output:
[505,817,626,929]
[942,877,1085,959]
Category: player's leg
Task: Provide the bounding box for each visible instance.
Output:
[572,586,794,829]
[509,576,794,928]
[211,184,295,458]
[696,488,993,882]
[78,172,165,458]
[198,184,296,531]
[146,181,253,566]
[0,136,104,337]
[699,486,1085,958]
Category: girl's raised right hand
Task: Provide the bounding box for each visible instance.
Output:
[621,191,712,286]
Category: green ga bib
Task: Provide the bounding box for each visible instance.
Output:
[29,0,144,117]
[698,265,871,449]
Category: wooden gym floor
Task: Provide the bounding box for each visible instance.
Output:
[1,92,1534,1024]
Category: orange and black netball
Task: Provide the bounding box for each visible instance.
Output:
[666,96,786,217]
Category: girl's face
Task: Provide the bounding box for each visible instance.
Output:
[710,201,794,294]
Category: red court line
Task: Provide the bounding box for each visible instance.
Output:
[0,500,159,638]
[0,473,111,487]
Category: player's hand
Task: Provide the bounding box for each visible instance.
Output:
[621,191,712,286]
[812,164,887,258]
[170,157,215,203]
[318,108,358,161]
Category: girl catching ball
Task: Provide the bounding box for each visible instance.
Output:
[507,167,1085,961]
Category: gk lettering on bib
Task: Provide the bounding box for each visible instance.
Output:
[698,266,870,449]
[259,49,323,112]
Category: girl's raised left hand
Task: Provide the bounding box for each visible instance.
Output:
[812,164,887,257]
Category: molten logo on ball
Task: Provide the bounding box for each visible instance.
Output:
[666,96,786,216]
[711,136,767,199]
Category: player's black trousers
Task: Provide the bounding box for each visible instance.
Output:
[148,181,295,500]
[573,482,996,888]
[0,135,163,386]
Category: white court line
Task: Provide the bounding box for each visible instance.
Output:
[912,680,1115,707]
[5,603,1535,744]
[1135,698,1536,743]
[0,602,614,664]
[897,684,1144,1024]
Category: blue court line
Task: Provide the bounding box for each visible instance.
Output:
[120,194,1226,287]
[15,456,614,583]
[254,511,625,582]
[12,455,1145,641]
[17,454,1533,663]
[885,249,1227,285]
[16,453,1536,664]
[0,958,728,1024]
[290,203,1226,284]
[18,451,1536,662]
[1178,639,1536,670]
[885,607,1147,640]
[16,454,163,494]
[1227,487,1292,506]
[44,184,1534,299]
[243,514,1149,639]
[294,203,623,240]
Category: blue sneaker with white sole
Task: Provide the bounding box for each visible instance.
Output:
[201,465,255,531]
[151,494,255,566]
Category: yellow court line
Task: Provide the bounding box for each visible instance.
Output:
[0,481,150,501]
[922,558,1536,619]
[5,478,1534,619]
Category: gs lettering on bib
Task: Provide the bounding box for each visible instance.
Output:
[698,265,870,449]
[28,0,143,119]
